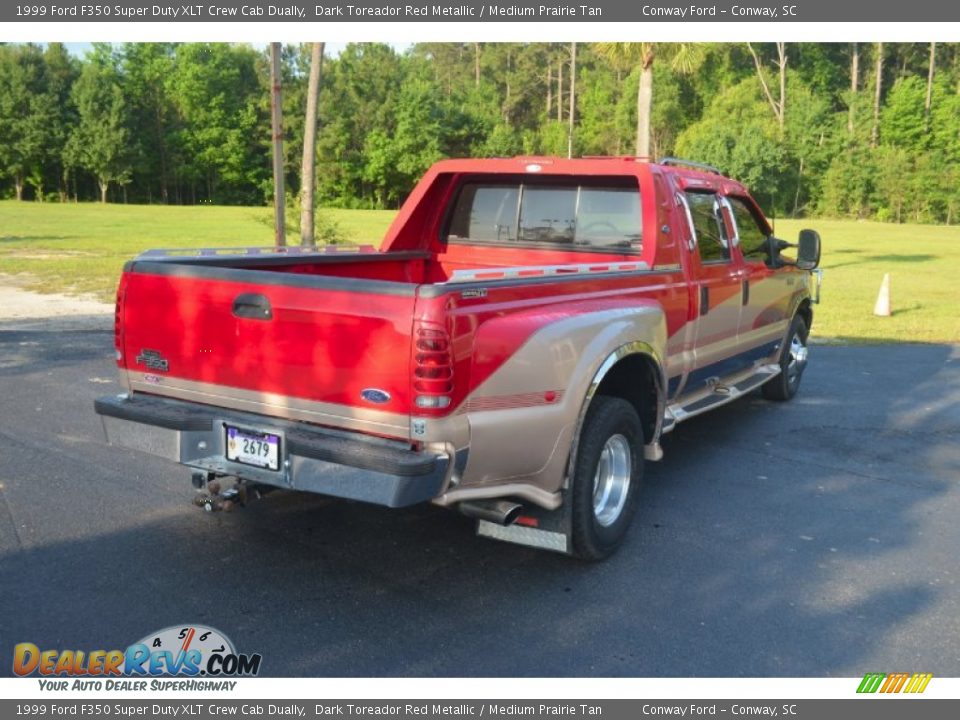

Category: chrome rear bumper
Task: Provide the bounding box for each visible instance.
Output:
[94,393,449,508]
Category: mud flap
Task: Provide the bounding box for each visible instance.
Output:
[476,494,574,555]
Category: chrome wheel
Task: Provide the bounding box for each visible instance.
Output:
[786,334,808,386]
[592,434,632,527]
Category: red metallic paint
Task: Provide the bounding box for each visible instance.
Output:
[122,272,416,411]
[117,157,802,441]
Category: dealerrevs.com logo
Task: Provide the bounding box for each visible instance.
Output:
[13,625,262,682]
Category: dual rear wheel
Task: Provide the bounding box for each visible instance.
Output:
[570,396,643,561]
[569,314,809,560]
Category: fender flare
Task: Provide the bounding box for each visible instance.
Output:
[564,341,668,488]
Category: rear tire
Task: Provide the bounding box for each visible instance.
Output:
[762,314,809,402]
[571,396,643,561]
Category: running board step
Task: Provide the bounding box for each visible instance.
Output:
[665,363,781,429]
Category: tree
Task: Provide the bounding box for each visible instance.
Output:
[0,44,46,200]
[819,146,876,219]
[1,40,958,223]
[596,42,704,157]
[746,42,787,132]
[783,75,831,215]
[362,75,447,207]
[576,66,621,155]
[121,43,177,203]
[929,77,960,166]
[299,43,325,246]
[675,79,785,200]
[924,42,936,124]
[567,42,576,158]
[41,43,79,202]
[315,43,404,207]
[64,51,133,203]
[880,76,927,152]
[848,42,859,134]
[871,42,884,147]
[166,43,266,204]
[874,146,910,222]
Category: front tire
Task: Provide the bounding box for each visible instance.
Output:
[762,314,809,402]
[571,396,643,561]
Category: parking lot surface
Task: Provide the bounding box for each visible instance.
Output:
[1,320,958,676]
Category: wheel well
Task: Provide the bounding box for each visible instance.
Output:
[797,299,813,331]
[594,354,660,445]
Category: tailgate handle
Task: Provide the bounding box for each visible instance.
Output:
[232,293,272,320]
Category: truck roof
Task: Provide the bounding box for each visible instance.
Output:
[424,156,751,194]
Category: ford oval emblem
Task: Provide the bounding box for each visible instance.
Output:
[360,388,391,404]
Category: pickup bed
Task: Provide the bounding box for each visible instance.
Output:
[95,156,822,559]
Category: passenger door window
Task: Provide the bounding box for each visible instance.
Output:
[684,191,730,264]
[728,196,769,262]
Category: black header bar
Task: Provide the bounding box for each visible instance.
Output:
[3,1,959,23]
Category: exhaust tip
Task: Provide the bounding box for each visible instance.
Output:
[501,503,523,526]
[458,499,523,526]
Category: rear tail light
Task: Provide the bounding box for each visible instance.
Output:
[114,275,128,367]
[413,323,453,414]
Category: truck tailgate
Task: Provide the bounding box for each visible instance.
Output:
[119,266,416,440]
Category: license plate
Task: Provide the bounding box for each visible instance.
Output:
[225,424,281,471]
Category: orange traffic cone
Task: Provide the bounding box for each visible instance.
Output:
[873,273,891,316]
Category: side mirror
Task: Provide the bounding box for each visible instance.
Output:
[797,229,821,270]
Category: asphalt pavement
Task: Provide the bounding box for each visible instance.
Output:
[1,318,958,677]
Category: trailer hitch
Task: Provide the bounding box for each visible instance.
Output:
[191,472,275,513]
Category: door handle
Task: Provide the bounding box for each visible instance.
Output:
[232,293,273,320]
[742,279,750,306]
[700,286,709,316]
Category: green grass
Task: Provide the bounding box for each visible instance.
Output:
[1,201,958,343]
[0,202,394,301]
[774,218,960,344]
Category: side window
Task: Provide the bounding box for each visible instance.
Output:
[728,197,769,262]
[684,191,730,264]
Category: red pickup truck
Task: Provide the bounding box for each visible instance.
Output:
[95,156,821,560]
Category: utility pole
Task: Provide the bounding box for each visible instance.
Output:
[270,42,286,246]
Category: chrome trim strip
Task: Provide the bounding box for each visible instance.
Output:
[129,376,410,438]
[718,195,739,247]
[137,245,379,259]
[664,362,781,429]
[443,261,650,283]
[677,192,697,252]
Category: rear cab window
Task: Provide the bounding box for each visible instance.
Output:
[445,177,642,254]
